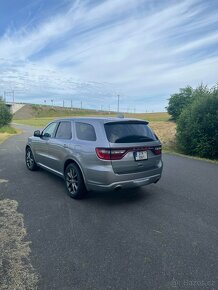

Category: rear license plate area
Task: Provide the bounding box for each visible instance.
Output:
[133,151,148,161]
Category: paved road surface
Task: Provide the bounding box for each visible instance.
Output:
[0,124,218,290]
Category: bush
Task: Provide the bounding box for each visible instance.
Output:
[176,87,218,159]
[166,86,193,121]
[0,97,12,127]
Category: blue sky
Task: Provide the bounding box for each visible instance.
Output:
[0,0,218,112]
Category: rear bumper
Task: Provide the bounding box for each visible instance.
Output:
[85,160,163,192]
[87,173,161,191]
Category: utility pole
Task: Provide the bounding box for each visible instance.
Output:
[80,101,82,110]
[71,100,73,110]
[51,100,53,107]
[117,94,120,113]
[63,100,65,108]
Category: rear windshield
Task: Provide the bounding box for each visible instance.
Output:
[104,122,157,143]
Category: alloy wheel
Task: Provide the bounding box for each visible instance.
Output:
[26,149,34,169]
[66,168,79,194]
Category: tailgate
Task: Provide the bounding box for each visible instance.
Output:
[109,142,161,174]
[104,120,162,175]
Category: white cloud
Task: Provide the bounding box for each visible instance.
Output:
[0,0,218,111]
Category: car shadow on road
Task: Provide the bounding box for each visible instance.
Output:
[35,168,156,206]
[85,187,155,206]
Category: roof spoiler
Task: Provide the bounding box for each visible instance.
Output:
[105,120,149,125]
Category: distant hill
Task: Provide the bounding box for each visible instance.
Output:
[13,104,106,119]
[13,103,169,122]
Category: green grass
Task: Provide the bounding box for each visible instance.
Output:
[13,117,58,127]
[125,112,170,122]
[0,125,18,134]
[30,104,124,118]
[13,112,170,127]
[32,106,102,118]
[0,126,20,144]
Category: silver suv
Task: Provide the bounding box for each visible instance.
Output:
[25,117,163,199]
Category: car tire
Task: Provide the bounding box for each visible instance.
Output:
[26,147,38,171]
[64,163,86,199]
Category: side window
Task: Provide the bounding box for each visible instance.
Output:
[55,121,72,139]
[42,122,57,138]
[76,122,96,141]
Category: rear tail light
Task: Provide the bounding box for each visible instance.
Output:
[96,148,128,160]
[95,148,111,160]
[151,146,162,155]
[96,145,162,160]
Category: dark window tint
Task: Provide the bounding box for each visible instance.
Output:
[104,122,157,143]
[76,122,96,141]
[42,122,57,138]
[55,122,72,139]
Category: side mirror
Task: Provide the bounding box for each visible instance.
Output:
[43,133,51,138]
[34,130,41,137]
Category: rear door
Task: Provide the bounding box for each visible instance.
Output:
[104,121,162,174]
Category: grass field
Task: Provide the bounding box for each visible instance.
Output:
[14,104,170,121]
[0,126,20,144]
[13,111,170,126]
[14,117,60,127]
[150,121,176,150]
[13,112,176,150]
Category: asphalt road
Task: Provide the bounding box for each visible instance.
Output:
[0,124,218,290]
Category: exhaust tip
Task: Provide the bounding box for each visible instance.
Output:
[154,178,160,184]
[114,185,122,191]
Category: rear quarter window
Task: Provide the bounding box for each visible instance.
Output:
[76,122,96,141]
[55,121,72,139]
[104,121,157,143]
